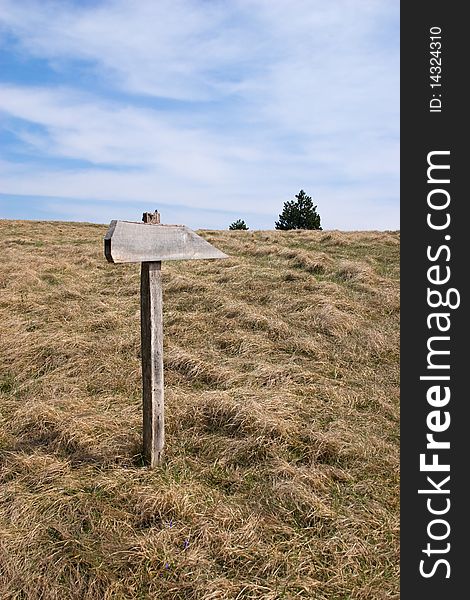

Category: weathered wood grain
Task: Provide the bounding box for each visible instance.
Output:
[141,261,164,467]
[142,210,160,224]
[105,221,227,263]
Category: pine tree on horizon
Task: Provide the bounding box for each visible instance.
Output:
[275,190,322,230]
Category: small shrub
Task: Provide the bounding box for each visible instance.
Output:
[229,219,249,230]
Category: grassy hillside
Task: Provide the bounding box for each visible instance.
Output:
[0,220,399,599]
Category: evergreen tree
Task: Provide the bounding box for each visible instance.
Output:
[275,190,322,230]
[229,219,249,230]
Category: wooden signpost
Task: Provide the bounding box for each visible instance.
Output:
[104,211,227,467]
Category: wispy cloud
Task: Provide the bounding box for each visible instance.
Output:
[0,0,399,229]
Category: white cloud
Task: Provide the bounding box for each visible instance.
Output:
[0,84,237,181]
[0,0,262,100]
[0,0,399,229]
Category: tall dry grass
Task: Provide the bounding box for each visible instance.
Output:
[0,220,399,599]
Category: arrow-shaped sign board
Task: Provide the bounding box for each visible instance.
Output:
[104,211,227,467]
[105,220,227,263]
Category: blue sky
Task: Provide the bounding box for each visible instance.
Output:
[0,0,399,230]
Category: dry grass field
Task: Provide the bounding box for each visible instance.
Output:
[0,220,399,599]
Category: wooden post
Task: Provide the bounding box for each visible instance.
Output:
[141,260,164,467]
[140,210,164,467]
[104,210,227,467]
